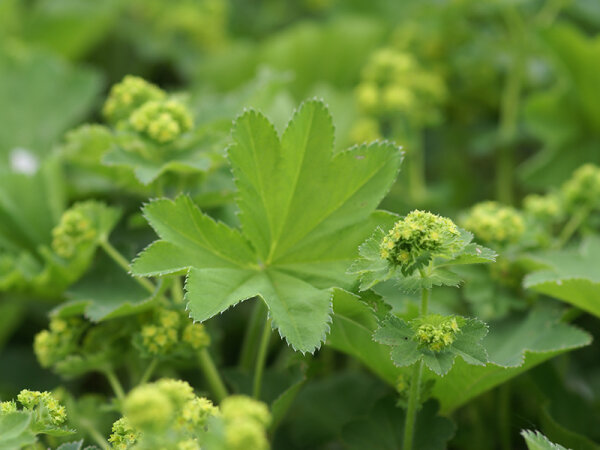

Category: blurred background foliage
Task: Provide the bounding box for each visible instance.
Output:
[1,0,600,448]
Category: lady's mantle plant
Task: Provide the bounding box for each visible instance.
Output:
[132,100,403,353]
[350,210,495,450]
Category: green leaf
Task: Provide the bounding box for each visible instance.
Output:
[0,411,36,450]
[56,440,84,450]
[522,430,568,450]
[342,398,455,450]
[0,46,101,161]
[374,315,488,376]
[54,252,158,322]
[102,126,221,184]
[524,236,600,318]
[430,304,591,413]
[133,100,402,352]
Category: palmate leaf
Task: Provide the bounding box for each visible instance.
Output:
[524,236,600,318]
[132,100,403,352]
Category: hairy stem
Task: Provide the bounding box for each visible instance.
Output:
[557,207,589,248]
[253,316,272,399]
[198,348,228,402]
[99,239,155,294]
[80,419,111,450]
[239,301,267,370]
[403,286,430,450]
[138,358,158,385]
[403,360,423,450]
[103,368,125,402]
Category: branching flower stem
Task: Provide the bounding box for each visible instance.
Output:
[403,280,430,450]
[100,237,229,401]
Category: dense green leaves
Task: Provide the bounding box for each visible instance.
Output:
[524,236,600,318]
[133,100,403,352]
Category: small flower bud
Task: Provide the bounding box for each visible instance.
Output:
[182,322,211,350]
[129,99,193,144]
[412,315,462,352]
[124,384,174,430]
[523,193,563,223]
[51,209,96,259]
[103,75,166,124]
[16,390,67,426]
[34,317,84,368]
[108,417,139,450]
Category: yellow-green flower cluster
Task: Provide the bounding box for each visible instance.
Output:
[140,309,180,355]
[413,315,461,352]
[129,99,193,144]
[523,193,563,223]
[561,163,600,212]
[116,379,218,447]
[221,396,272,450]
[139,309,210,356]
[51,209,97,259]
[0,400,17,413]
[103,75,166,124]
[34,317,84,368]
[353,47,445,139]
[462,201,525,247]
[16,390,67,426]
[108,417,140,450]
[380,210,461,275]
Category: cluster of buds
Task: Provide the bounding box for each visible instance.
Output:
[129,99,193,144]
[103,75,194,146]
[2,390,68,427]
[352,47,446,143]
[461,201,525,247]
[412,314,461,352]
[34,317,85,368]
[221,395,272,450]
[561,163,600,212]
[138,308,210,357]
[51,208,97,259]
[113,379,218,448]
[523,193,563,223]
[103,75,166,124]
[380,210,461,275]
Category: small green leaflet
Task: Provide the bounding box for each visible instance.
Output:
[373,315,488,376]
[522,430,569,450]
[132,100,403,353]
[524,236,600,318]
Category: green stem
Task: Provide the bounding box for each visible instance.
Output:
[496,7,526,205]
[99,240,155,294]
[403,360,423,450]
[253,316,272,399]
[403,285,430,450]
[556,207,589,248]
[103,368,125,402]
[198,348,228,402]
[499,383,511,450]
[138,358,158,385]
[239,301,267,370]
[171,276,184,304]
[80,420,111,450]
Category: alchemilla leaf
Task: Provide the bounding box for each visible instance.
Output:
[133,100,403,352]
[374,314,488,376]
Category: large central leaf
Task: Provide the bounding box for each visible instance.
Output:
[132,100,403,352]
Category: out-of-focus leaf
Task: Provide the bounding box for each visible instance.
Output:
[524,236,600,318]
[0,411,36,450]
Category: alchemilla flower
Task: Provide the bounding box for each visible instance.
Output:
[462,201,525,247]
[380,210,461,275]
[103,75,166,124]
[51,208,97,259]
[129,99,193,144]
[561,163,600,212]
[412,314,461,352]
